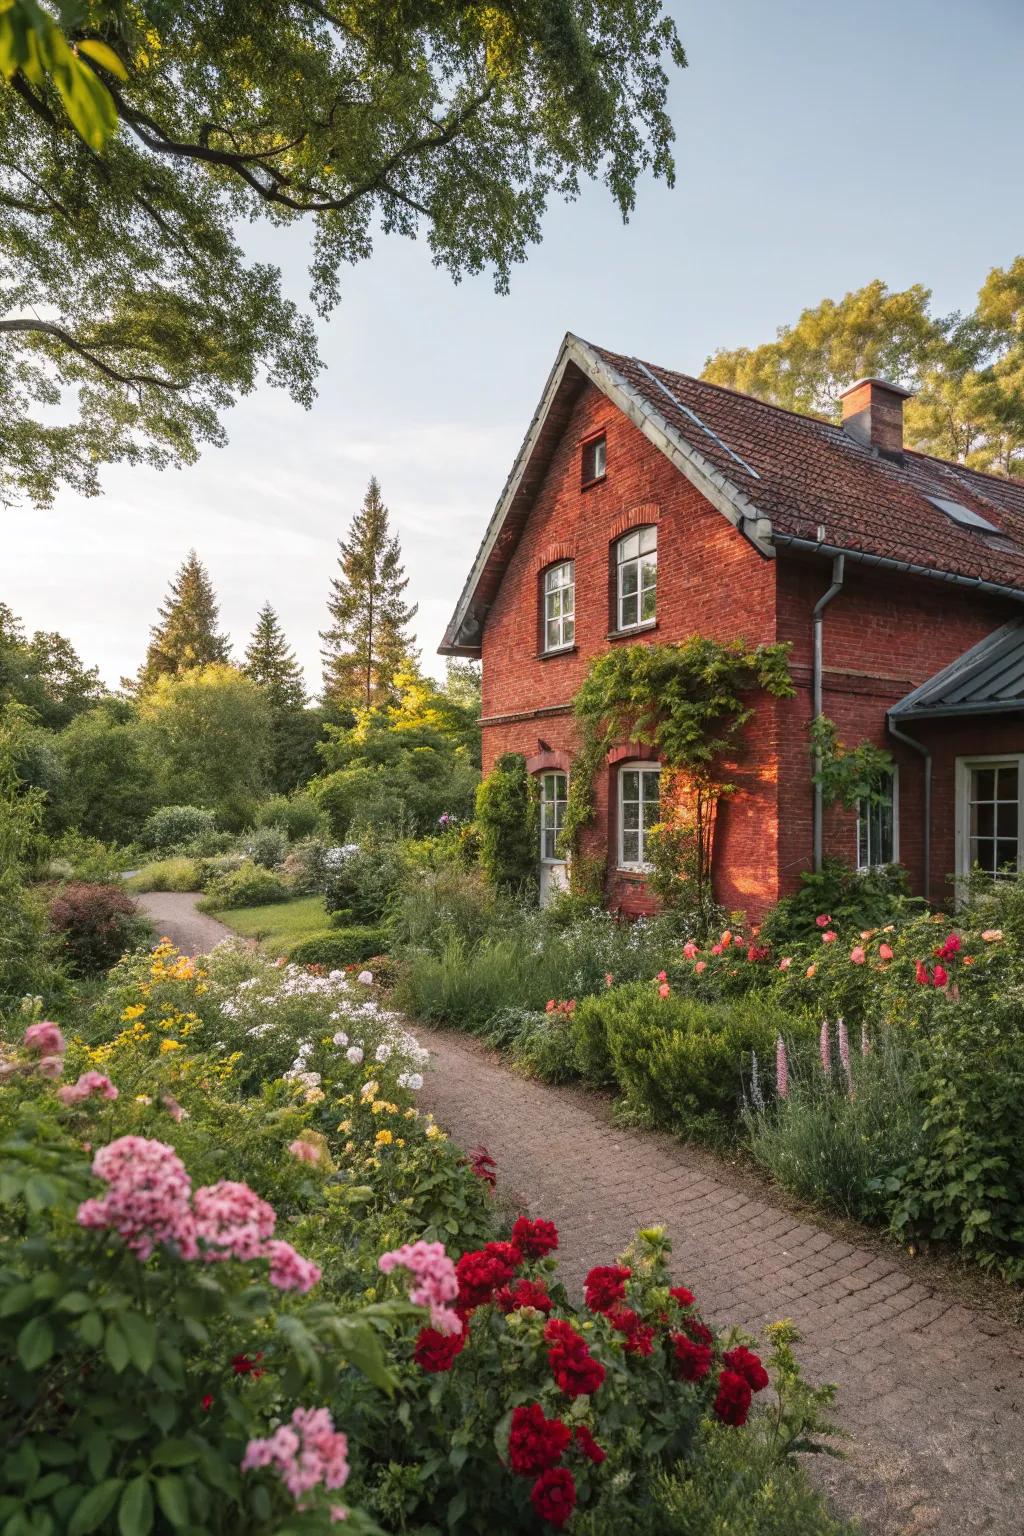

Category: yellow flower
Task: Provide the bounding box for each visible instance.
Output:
[160,1039,183,1053]
[120,1004,145,1022]
[426,1123,446,1142]
[375,1129,393,1146]
[396,1138,405,1148]
[404,1107,418,1120]
[344,1140,355,1154]
[360,1079,379,1102]
[337,1119,353,1133]
[337,1093,354,1107]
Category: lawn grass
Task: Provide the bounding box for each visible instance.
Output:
[211,894,332,952]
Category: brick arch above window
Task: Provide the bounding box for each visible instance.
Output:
[608,503,660,542]
[605,742,659,766]
[533,542,576,575]
[526,749,572,775]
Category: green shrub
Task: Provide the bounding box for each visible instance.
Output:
[46,882,152,976]
[243,824,288,869]
[140,803,217,851]
[759,858,923,951]
[392,863,507,952]
[323,834,408,924]
[572,990,619,1086]
[45,830,136,885]
[280,834,334,894]
[745,1028,923,1223]
[886,988,1024,1279]
[124,856,203,893]
[582,982,798,1135]
[199,859,289,911]
[475,752,537,892]
[288,927,388,967]
[256,792,326,841]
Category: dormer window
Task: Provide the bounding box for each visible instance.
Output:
[582,433,606,486]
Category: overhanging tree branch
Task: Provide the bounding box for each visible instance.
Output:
[0,319,189,391]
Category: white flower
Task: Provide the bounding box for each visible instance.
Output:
[328,969,345,981]
[374,1043,392,1063]
[346,1046,364,1066]
[357,969,373,985]
[332,1031,349,1047]
[407,1073,423,1091]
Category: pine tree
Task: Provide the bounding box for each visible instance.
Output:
[139,551,231,689]
[320,478,418,712]
[243,603,307,713]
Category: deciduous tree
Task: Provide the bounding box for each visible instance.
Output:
[0,0,686,504]
[702,266,1024,477]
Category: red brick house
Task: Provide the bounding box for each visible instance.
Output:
[439,334,1024,918]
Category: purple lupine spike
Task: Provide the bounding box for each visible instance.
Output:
[819,1019,832,1076]
[775,1035,789,1099]
[838,1017,853,1094]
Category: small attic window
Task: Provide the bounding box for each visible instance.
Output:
[926,495,1001,534]
[582,433,606,487]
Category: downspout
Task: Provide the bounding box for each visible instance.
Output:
[812,555,845,872]
[887,717,932,902]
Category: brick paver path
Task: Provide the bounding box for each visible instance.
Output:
[417,1025,1024,1536]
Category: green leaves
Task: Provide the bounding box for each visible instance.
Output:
[67,1478,124,1536]
[17,1315,54,1370]
[117,1475,153,1536]
[0,0,120,150]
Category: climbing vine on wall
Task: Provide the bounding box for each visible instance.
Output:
[809,715,895,809]
[559,638,794,915]
[475,752,539,892]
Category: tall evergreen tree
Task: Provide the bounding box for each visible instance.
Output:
[243,603,307,713]
[321,479,418,712]
[139,551,231,690]
[244,602,316,792]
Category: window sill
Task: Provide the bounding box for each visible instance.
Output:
[581,474,607,492]
[536,644,578,661]
[615,867,651,878]
[607,620,658,642]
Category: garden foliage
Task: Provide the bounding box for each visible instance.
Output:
[0,941,845,1535]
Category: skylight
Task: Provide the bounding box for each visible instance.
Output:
[926,495,1001,534]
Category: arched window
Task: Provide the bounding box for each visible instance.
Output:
[618,761,660,869]
[615,527,657,631]
[542,561,575,652]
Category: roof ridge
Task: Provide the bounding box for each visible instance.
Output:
[598,342,846,433]
[903,447,1024,493]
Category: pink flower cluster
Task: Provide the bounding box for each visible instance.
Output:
[21,1021,66,1080]
[77,1136,320,1292]
[288,1139,322,1165]
[58,1071,118,1106]
[78,1136,197,1262]
[242,1405,349,1512]
[378,1238,461,1335]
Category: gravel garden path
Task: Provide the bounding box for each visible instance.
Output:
[141,894,1024,1536]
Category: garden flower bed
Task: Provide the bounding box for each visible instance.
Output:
[0,940,850,1534]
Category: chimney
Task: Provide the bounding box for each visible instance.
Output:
[838,377,913,457]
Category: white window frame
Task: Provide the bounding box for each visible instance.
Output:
[539,771,568,864]
[615,526,657,633]
[542,562,575,654]
[617,761,661,871]
[955,753,1024,896]
[856,768,899,870]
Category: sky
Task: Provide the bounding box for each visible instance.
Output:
[4,0,1024,691]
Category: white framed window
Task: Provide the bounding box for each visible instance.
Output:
[615,527,657,632]
[543,562,575,652]
[618,762,661,869]
[857,770,898,869]
[582,434,606,485]
[540,772,568,863]
[956,755,1023,883]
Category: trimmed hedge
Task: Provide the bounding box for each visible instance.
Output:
[288,926,389,967]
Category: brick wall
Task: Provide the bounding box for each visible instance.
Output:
[479,381,780,915]
[478,382,1024,919]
